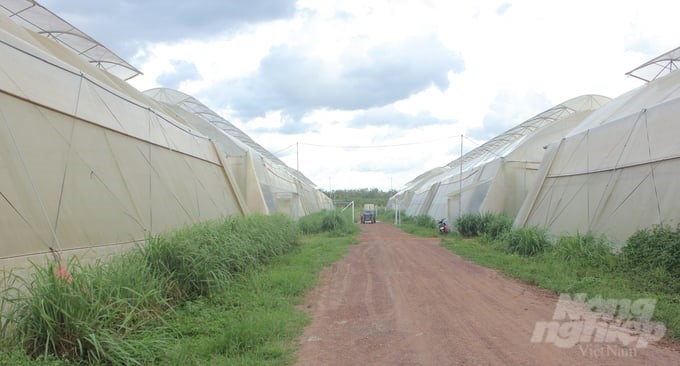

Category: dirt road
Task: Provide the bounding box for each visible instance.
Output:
[295,222,680,365]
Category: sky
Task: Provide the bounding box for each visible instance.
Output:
[41,0,679,191]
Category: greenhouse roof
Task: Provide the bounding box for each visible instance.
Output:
[626,46,680,82]
[145,88,318,187]
[0,0,141,80]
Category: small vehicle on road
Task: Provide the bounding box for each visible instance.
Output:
[360,204,376,224]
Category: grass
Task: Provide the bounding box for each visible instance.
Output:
[154,234,356,365]
[381,209,442,237]
[502,226,550,256]
[396,222,442,237]
[298,210,358,236]
[440,234,680,341]
[387,212,680,341]
[143,214,301,302]
[455,212,513,239]
[0,213,358,365]
[0,255,173,365]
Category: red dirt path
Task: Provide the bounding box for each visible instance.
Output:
[294,222,680,366]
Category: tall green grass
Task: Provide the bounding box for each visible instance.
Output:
[144,214,300,302]
[436,217,680,340]
[0,214,304,365]
[455,213,484,237]
[455,212,513,239]
[481,214,513,240]
[1,254,172,365]
[502,226,551,256]
[620,224,680,293]
[297,210,358,236]
[552,232,617,269]
[156,234,357,365]
[409,214,436,228]
[621,224,680,274]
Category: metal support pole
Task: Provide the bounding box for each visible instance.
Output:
[459,134,463,220]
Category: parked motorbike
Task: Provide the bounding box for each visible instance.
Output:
[437,218,449,234]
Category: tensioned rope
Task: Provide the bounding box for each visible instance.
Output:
[0,106,63,262]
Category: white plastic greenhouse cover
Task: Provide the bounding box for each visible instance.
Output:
[144,88,333,217]
[0,7,330,270]
[516,63,680,245]
[388,95,610,222]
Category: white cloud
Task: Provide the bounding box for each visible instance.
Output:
[470,90,552,140]
[42,0,680,190]
[40,0,297,59]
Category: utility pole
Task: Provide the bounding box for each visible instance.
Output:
[459,134,463,220]
[296,142,299,171]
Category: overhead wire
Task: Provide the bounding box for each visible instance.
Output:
[272,135,463,155]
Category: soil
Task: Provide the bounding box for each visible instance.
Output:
[294,222,680,366]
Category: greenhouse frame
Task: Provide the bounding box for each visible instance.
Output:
[0,1,331,270]
[390,46,680,245]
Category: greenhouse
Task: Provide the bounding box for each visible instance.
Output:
[515,47,680,245]
[145,88,333,218]
[0,1,331,270]
[390,46,680,245]
[388,95,609,223]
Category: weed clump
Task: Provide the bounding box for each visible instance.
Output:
[456,213,513,239]
[0,214,302,364]
[502,226,551,256]
[552,232,616,269]
[456,213,484,237]
[622,224,680,274]
[1,255,172,365]
[145,214,300,301]
[298,210,357,236]
[621,224,680,292]
[412,214,436,228]
[481,213,513,240]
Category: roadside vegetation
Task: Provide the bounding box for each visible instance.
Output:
[391,211,680,340]
[0,211,357,365]
[322,188,396,223]
[381,211,439,237]
[298,209,358,236]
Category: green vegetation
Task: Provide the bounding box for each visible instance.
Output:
[145,215,300,302]
[502,226,550,256]
[381,210,440,237]
[552,232,617,270]
[322,188,397,208]
[154,233,356,365]
[441,235,680,339]
[1,255,173,365]
[439,213,680,340]
[455,213,484,237]
[620,224,680,294]
[322,188,396,223]
[0,213,357,365]
[480,214,513,240]
[297,210,358,236]
[411,214,436,228]
[455,212,513,239]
